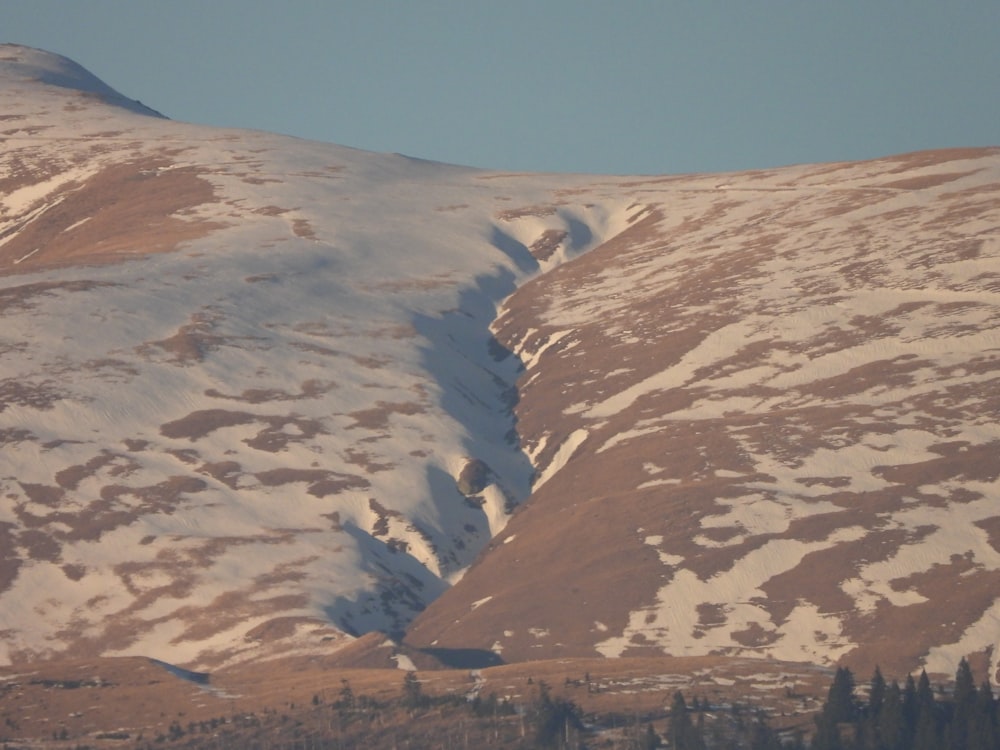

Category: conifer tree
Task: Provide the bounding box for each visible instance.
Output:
[640,722,661,750]
[827,667,859,725]
[955,659,977,707]
[748,711,782,750]
[912,670,939,750]
[810,663,1000,750]
[532,680,583,748]
[869,666,886,721]
[859,667,887,750]
[403,670,424,709]
[916,670,935,710]
[811,713,843,750]
[903,673,919,748]
[811,667,859,750]
[668,691,704,750]
[337,679,354,710]
[969,679,998,750]
[949,658,977,750]
[878,680,905,750]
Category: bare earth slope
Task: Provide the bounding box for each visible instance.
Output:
[3,45,1000,686]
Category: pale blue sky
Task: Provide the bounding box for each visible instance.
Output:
[3,1,998,175]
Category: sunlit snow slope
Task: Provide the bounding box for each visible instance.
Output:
[4,45,1000,680]
[0,45,627,667]
[407,151,1000,680]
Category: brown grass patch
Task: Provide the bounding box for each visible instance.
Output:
[0,378,67,411]
[0,280,115,314]
[139,315,225,364]
[346,401,425,431]
[0,156,222,276]
[160,409,258,440]
[253,468,369,496]
[495,204,559,220]
[529,228,567,261]
[204,379,336,404]
[291,218,315,239]
[197,460,243,489]
[161,408,332,452]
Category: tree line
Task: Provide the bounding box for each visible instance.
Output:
[810,659,999,750]
[664,659,1000,750]
[11,660,996,749]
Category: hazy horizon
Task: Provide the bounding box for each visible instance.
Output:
[3,2,999,175]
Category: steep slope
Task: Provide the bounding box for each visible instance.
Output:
[5,45,1000,683]
[0,45,629,667]
[406,148,1000,680]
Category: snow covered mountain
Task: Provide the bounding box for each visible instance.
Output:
[2,45,1000,681]
[0,44,628,667]
[408,148,1000,680]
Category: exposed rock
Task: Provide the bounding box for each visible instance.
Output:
[456,458,492,496]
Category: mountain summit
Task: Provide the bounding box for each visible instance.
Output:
[2,46,1000,684]
[0,44,163,116]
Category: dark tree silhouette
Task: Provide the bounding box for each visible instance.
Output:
[669,690,705,750]
[811,660,1000,750]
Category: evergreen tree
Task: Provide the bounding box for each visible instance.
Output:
[337,678,354,709]
[812,668,858,750]
[913,670,940,750]
[811,713,843,750]
[668,690,704,750]
[859,667,887,750]
[878,680,905,750]
[856,713,876,750]
[403,670,425,709]
[826,667,859,725]
[640,722,661,750]
[903,674,919,749]
[810,663,1000,750]
[968,679,998,750]
[869,667,887,721]
[949,658,977,750]
[955,659,977,707]
[748,711,782,750]
[913,706,939,750]
[532,680,583,749]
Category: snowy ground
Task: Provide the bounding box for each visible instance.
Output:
[412,145,1000,679]
[0,45,631,667]
[4,45,1000,679]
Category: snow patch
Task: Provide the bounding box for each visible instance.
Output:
[532,429,588,490]
[393,654,417,672]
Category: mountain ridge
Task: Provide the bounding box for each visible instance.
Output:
[407,147,1000,681]
[0,44,164,117]
[2,46,1000,687]
[0,44,634,668]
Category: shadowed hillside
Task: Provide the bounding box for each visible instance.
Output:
[2,48,1000,745]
